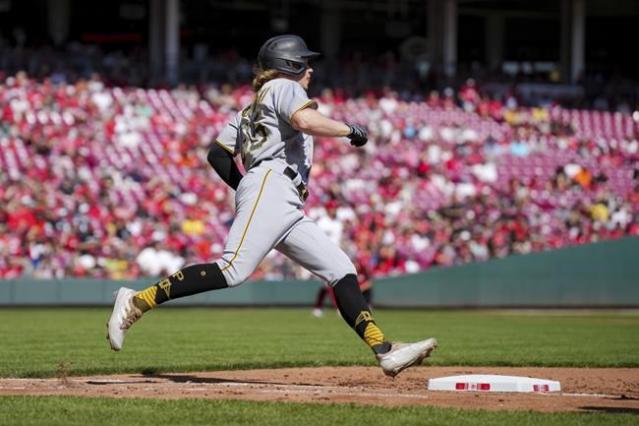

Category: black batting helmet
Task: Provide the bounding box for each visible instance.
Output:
[257,34,320,76]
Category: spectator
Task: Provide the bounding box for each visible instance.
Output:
[0,72,636,280]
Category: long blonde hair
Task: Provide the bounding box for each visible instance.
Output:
[252,68,281,92]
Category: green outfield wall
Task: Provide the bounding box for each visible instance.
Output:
[1,237,638,307]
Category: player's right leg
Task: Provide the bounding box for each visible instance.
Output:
[108,168,303,351]
[107,262,230,350]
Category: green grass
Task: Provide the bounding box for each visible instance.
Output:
[1,308,638,425]
[0,308,637,378]
[0,396,636,426]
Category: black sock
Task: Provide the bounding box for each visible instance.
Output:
[333,274,392,354]
[133,263,228,312]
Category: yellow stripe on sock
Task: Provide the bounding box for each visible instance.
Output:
[221,169,272,273]
[363,323,385,348]
[355,311,373,328]
[135,287,158,309]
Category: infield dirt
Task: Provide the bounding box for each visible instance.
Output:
[1,366,638,413]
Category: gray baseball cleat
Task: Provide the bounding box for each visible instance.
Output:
[376,338,438,377]
[107,287,143,351]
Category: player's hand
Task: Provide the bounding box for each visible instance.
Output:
[346,123,368,147]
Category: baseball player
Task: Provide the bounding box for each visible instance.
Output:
[107,34,437,377]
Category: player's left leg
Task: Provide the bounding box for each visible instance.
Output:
[275,219,389,351]
[276,217,437,377]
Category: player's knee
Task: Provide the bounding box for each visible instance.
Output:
[223,269,248,287]
[326,262,357,287]
[215,260,250,287]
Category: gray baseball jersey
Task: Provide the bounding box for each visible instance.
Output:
[216,78,316,183]
[213,78,355,286]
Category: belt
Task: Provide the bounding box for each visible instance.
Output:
[283,166,309,202]
[251,160,308,202]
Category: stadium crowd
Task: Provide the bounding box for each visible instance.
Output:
[0,71,638,280]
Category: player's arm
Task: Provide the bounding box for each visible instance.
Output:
[207,142,243,190]
[290,108,368,147]
[208,113,243,190]
[290,108,350,137]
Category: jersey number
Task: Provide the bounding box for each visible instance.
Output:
[240,89,270,162]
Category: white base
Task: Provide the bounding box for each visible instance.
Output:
[427,374,561,393]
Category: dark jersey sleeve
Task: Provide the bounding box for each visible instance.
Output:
[208,112,243,190]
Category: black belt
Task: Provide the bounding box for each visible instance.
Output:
[283,166,309,202]
[251,161,308,201]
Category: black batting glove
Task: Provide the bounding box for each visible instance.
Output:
[346,123,368,147]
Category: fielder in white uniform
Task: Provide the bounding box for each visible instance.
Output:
[107,35,437,377]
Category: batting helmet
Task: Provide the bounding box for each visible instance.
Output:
[257,34,320,76]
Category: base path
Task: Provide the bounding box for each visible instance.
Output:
[1,367,638,413]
